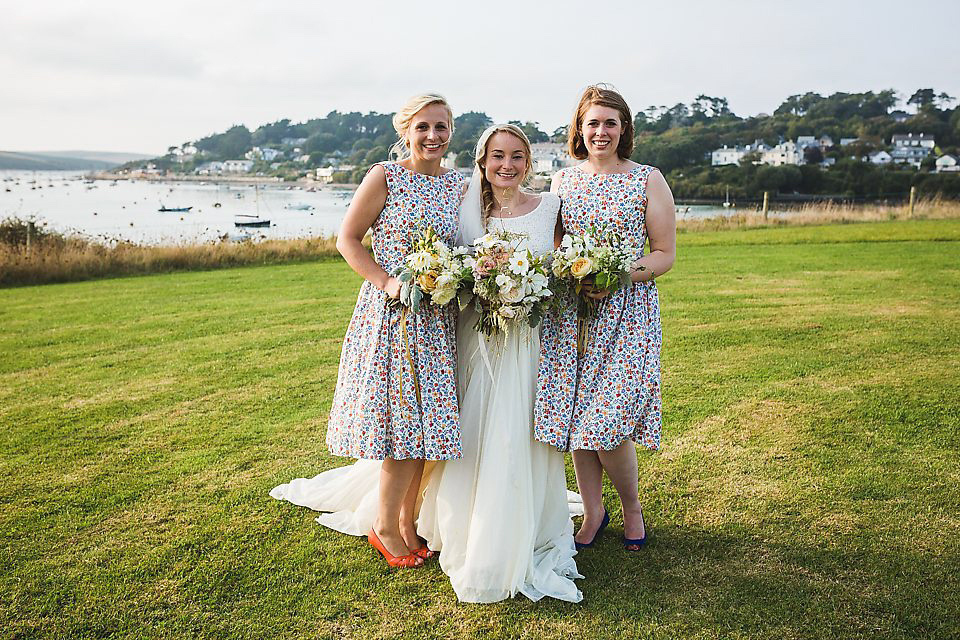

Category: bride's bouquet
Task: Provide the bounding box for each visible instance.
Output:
[467,230,552,336]
[393,227,472,312]
[550,227,639,351]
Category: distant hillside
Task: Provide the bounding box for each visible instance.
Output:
[0,150,153,171]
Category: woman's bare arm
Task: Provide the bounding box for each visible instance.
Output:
[335,165,400,298]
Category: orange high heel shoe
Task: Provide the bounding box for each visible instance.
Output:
[410,537,435,560]
[368,529,423,569]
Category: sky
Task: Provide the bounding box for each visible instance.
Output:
[2,0,958,155]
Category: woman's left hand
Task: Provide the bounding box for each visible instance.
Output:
[580,281,610,300]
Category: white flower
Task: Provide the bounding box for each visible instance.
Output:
[476,233,497,249]
[529,272,548,290]
[498,306,517,319]
[508,253,529,275]
[499,283,525,304]
[495,273,513,288]
[408,251,433,272]
[431,284,457,306]
[434,273,456,289]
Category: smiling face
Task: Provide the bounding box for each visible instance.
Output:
[482,131,528,190]
[405,103,451,162]
[580,104,624,160]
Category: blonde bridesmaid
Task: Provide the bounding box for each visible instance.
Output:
[324,93,465,567]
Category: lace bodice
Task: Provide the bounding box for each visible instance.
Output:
[483,192,560,256]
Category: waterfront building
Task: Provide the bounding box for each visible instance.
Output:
[222,160,255,173]
[840,137,859,146]
[195,161,225,175]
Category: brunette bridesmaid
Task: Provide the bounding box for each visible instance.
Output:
[535,85,676,551]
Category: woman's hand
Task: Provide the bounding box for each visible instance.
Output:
[579,279,610,300]
[383,276,401,300]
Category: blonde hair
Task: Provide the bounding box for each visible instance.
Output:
[389,93,455,160]
[474,124,534,221]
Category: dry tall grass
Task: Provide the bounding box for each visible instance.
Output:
[677,196,960,232]
[0,228,342,286]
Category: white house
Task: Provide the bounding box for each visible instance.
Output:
[531,143,575,174]
[711,145,745,166]
[935,154,959,172]
[195,161,225,175]
[710,140,771,166]
[222,160,254,173]
[245,147,283,162]
[796,136,818,149]
[892,133,936,149]
[441,152,458,170]
[761,140,802,166]
[840,138,859,146]
[867,150,892,165]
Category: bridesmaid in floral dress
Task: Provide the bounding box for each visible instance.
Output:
[536,85,676,551]
[326,93,464,567]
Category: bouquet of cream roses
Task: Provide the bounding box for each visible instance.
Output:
[466,230,552,336]
[550,227,639,351]
[394,227,472,312]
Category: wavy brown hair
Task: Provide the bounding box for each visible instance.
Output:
[568,84,634,160]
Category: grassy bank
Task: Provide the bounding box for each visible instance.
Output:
[4,198,960,287]
[676,196,960,231]
[1,221,959,638]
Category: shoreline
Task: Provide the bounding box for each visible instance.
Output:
[89,170,359,190]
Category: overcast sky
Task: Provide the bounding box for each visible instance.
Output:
[2,0,958,155]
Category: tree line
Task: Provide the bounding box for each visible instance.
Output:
[146,88,960,198]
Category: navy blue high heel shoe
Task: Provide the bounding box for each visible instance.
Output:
[622,507,648,551]
[575,510,610,550]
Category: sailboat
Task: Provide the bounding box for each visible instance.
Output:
[234,185,271,228]
[722,186,732,208]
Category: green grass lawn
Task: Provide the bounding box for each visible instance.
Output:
[2,219,959,639]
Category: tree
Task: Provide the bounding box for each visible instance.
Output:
[908,89,943,112]
[364,146,388,164]
[508,121,548,143]
[305,132,337,155]
[551,126,568,143]
[803,146,824,164]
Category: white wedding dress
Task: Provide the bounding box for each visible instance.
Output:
[271,191,583,604]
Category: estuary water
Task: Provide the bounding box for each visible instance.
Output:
[1,170,736,245]
[0,171,354,245]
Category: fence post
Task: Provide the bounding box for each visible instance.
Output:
[908,186,916,218]
[26,221,35,255]
[762,192,769,220]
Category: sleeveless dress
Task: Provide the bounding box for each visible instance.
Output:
[535,165,663,452]
[271,192,583,604]
[325,161,464,461]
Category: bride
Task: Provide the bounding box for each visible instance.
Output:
[271,124,582,604]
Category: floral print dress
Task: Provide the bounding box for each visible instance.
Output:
[326,162,464,461]
[535,164,663,452]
